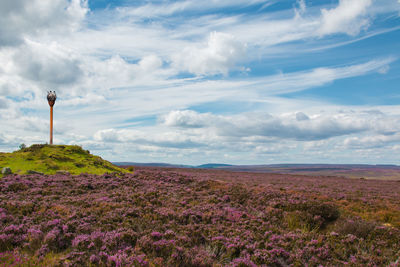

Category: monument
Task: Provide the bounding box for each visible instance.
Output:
[47,91,57,145]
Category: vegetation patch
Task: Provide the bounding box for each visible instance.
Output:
[0,144,128,176]
[0,168,399,266]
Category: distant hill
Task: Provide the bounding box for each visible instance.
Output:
[113,162,234,169]
[0,144,128,176]
[204,164,400,180]
[114,162,400,180]
[196,163,234,168]
[114,162,192,168]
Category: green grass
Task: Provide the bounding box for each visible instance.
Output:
[0,144,129,176]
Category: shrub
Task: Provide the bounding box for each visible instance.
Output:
[283,201,340,230]
[7,182,28,192]
[229,184,251,204]
[336,219,376,239]
[66,145,88,155]
[19,144,27,150]
[24,144,47,152]
[75,163,86,168]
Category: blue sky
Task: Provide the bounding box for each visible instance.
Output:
[0,0,400,165]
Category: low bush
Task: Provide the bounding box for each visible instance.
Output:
[335,219,376,239]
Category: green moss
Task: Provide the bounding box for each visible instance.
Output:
[0,144,128,176]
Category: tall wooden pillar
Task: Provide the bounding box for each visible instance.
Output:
[47,91,57,145]
[50,105,53,144]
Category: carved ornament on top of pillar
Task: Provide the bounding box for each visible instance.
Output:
[47,91,57,107]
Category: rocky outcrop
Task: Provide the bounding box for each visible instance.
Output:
[1,167,12,175]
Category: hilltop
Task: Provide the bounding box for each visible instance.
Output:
[0,144,128,176]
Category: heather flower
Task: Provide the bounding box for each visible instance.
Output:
[107,255,120,266]
[99,251,109,262]
[72,234,90,248]
[47,219,61,227]
[164,230,175,238]
[4,224,25,234]
[349,255,357,264]
[0,167,399,265]
[36,244,50,258]
[44,229,59,243]
[150,231,163,239]
[0,210,8,222]
[345,234,357,243]
[89,254,99,263]
[230,255,257,267]
[330,231,339,237]
[132,255,149,267]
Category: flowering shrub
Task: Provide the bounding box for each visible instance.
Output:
[0,167,399,266]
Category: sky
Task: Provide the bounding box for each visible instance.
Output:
[0,0,400,165]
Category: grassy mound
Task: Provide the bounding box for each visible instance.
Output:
[0,144,128,175]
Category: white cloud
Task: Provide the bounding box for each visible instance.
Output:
[0,0,88,46]
[12,41,83,86]
[119,0,268,19]
[344,133,400,149]
[172,31,246,76]
[0,0,399,164]
[318,0,372,36]
[94,128,203,149]
[86,108,400,164]
[80,54,166,92]
[58,94,106,107]
[0,98,8,109]
[161,109,377,141]
[296,112,309,121]
[377,65,390,74]
[248,57,395,95]
[163,110,216,128]
[0,133,19,146]
[138,55,163,72]
[295,0,307,17]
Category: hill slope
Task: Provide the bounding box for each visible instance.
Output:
[0,144,128,175]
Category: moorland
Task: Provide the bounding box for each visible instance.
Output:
[0,145,399,266]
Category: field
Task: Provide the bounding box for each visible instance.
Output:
[193,164,400,181]
[1,167,399,266]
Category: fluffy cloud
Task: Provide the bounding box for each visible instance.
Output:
[318,0,372,36]
[81,54,165,91]
[87,108,400,163]
[172,31,246,76]
[296,112,309,121]
[163,110,216,128]
[0,0,398,165]
[0,133,16,146]
[162,109,400,141]
[94,128,203,149]
[0,98,8,109]
[0,0,88,46]
[344,133,400,149]
[0,0,87,99]
[12,41,82,86]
